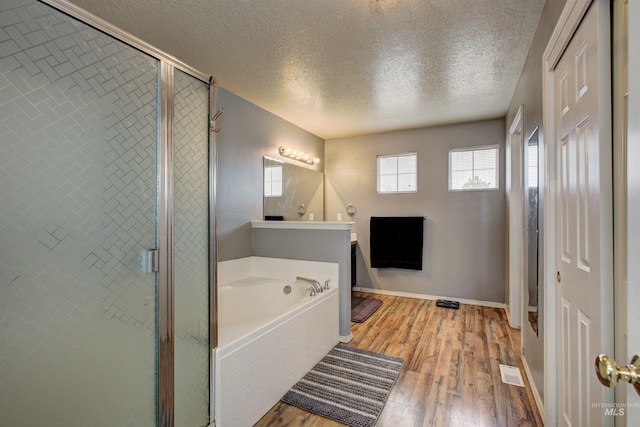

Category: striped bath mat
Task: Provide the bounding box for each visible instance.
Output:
[281,344,404,427]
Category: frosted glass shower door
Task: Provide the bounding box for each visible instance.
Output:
[173,70,210,426]
[1,2,159,425]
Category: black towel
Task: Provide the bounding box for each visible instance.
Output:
[370,216,424,270]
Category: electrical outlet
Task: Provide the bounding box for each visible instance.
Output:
[309,213,314,221]
[337,213,342,221]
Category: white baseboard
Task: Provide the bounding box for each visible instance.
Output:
[339,333,353,343]
[521,354,544,419]
[352,287,505,309]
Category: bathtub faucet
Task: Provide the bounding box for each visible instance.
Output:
[296,276,323,293]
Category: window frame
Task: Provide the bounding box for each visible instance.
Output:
[448,144,500,192]
[376,152,418,194]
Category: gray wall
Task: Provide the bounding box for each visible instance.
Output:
[217,88,324,261]
[325,119,506,303]
[505,0,566,403]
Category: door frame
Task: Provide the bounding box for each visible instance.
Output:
[625,0,640,415]
[507,105,525,330]
[542,0,613,425]
[612,0,629,419]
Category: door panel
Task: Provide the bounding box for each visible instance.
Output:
[173,69,210,427]
[561,297,572,420]
[560,134,572,263]
[554,2,614,426]
[576,120,591,272]
[0,1,159,425]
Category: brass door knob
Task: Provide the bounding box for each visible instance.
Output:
[595,354,640,395]
[556,271,561,283]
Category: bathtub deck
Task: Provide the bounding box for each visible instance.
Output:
[254,292,543,427]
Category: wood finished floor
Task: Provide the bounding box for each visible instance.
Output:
[255,292,543,427]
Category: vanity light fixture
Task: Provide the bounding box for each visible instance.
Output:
[279,146,320,166]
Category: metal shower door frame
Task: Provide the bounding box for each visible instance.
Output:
[38,2,218,426]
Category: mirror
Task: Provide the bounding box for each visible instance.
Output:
[263,157,324,221]
[526,128,540,335]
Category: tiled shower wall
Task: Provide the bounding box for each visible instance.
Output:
[0,1,210,425]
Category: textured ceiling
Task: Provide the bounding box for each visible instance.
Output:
[66,0,546,139]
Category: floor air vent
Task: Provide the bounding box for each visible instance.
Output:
[435,299,460,309]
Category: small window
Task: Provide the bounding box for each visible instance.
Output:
[377,153,417,193]
[449,145,499,191]
[264,165,282,197]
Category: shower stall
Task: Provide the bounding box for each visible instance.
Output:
[0,1,216,425]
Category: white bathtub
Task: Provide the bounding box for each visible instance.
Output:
[214,257,340,427]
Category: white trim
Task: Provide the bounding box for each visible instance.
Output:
[612,0,630,412]
[339,333,353,343]
[625,0,640,414]
[210,348,216,426]
[541,26,559,427]
[251,220,354,230]
[504,305,513,326]
[544,0,594,68]
[509,106,523,135]
[449,143,501,153]
[352,287,505,309]
[447,187,500,193]
[521,354,545,418]
[506,105,524,330]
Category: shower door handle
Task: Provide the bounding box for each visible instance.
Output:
[139,248,159,273]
